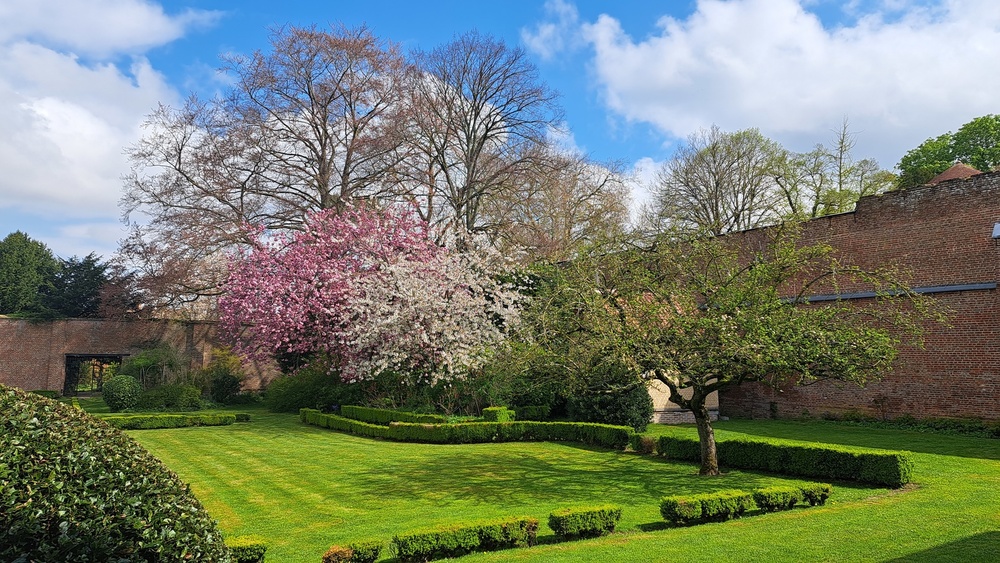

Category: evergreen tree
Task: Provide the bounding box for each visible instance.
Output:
[0,232,58,315]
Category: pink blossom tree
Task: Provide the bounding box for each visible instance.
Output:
[218,206,522,381]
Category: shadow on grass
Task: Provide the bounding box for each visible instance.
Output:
[886,531,1000,562]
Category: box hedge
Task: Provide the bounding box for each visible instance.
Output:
[101,413,237,430]
[322,540,382,563]
[226,535,267,563]
[660,483,832,525]
[0,383,230,562]
[547,506,622,538]
[301,409,633,450]
[391,517,537,562]
[656,434,912,487]
[482,406,516,422]
[340,405,448,424]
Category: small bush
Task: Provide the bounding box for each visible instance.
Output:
[547,506,622,538]
[514,405,550,421]
[235,412,252,422]
[752,486,803,512]
[322,545,353,563]
[659,496,703,525]
[482,406,516,422]
[138,384,203,411]
[227,535,267,563]
[800,482,833,506]
[566,363,653,432]
[345,540,382,563]
[660,490,755,525]
[265,359,362,413]
[102,374,142,412]
[629,433,657,454]
[0,384,230,561]
[391,517,537,562]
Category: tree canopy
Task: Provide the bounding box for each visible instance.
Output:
[896,114,1000,188]
[0,232,58,315]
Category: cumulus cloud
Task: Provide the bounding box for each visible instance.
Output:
[521,0,584,61]
[554,0,1000,168]
[0,0,219,256]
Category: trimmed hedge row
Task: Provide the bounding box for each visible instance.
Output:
[322,540,382,563]
[101,413,237,430]
[391,517,538,562]
[656,434,913,487]
[513,405,550,421]
[301,409,633,450]
[660,483,831,525]
[340,405,448,425]
[548,506,622,538]
[227,535,267,563]
[482,406,515,422]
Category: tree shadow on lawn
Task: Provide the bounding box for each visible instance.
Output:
[885,531,1000,562]
[351,441,842,507]
[708,420,1000,461]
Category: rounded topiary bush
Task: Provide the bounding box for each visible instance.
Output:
[102,374,142,412]
[0,384,231,562]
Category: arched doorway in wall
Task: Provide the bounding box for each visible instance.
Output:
[64,354,126,396]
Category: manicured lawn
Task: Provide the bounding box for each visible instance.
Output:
[114,405,995,563]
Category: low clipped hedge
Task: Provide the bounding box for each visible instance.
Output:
[0,383,230,561]
[340,405,448,424]
[138,383,203,411]
[656,434,913,487]
[323,540,382,563]
[391,517,537,562]
[660,483,832,526]
[301,409,633,450]
[226,535,267,563]
[547,506,622,538]
[513,405,551,421]
[101,413,237,430]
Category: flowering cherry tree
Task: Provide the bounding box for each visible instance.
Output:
[219,206,522,381]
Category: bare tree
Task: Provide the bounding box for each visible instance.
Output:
[402,31,562,236]
[119,24,409,315]
[650,126,784,235]
[487,146,630,262]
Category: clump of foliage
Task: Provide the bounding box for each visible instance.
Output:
[117,344,184,388]
[0,384,230,561]
[547,506,622,538]
[322,540,382,563]
[264,357,363,413]
[101,374,142,412]
[391,517,537,562]
[201,347,246,404]
[226,535,267,563]
[566,360,653,432]
[482,406,516,422]
[896,114,1000,187]
[138,383,202,411]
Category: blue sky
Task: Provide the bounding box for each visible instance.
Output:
[2,0,999,259]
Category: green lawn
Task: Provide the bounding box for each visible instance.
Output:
[112,406,1000,562]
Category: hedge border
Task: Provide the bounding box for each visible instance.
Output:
[660,483,831,525]
[340,405,448,425]
[391,517,538,562]
[100,413,237,430]
[547,505,622,538]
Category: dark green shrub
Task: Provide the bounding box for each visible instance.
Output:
[391,517,537,562]
[203,348,246,404]
[659,496,703,525]
[227,535,267,563]
[657,435,702,460]
[235,412,252,422]
[31,389,60,399]
[660,490,755,525]
[138,383,203,411]
[514,405,550,421]
[752,486,803,512]
[0,384,230,561]
[800,482,833,506]
[341,405,447,424]
[547,506,622,538]
[102,374,142,412]
[564,360,653,432]
[322,545,353,563]
[629,433,657,454]
[117,344,183,389]
[265,360,361,412]
[345,540,382,563]
[482,406,516,422]
[101,413,236,430]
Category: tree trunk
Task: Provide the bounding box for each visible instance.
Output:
[692,400,720,476]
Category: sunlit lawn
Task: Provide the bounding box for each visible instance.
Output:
[92,398,1000,562]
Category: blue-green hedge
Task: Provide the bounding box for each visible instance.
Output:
[340,405,448,424]
[391,517,537,562]
[547,506,622,538]
[101,413,236,430]
[656,434,912,487]
[301,409,633,450]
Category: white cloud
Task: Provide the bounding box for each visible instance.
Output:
[521,0,584,60]
[574,0,1000,168]
[0,1,218,257]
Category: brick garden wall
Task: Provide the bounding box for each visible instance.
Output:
[0,318,274,393]
[720,172,1000,421]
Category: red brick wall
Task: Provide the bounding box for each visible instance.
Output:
[0,318,275,393]
[720,172,1000,421]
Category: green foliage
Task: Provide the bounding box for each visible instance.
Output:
[202,347,246,404]
[102,374,142,412]
[751,486,803,512]
[547,506,622,538]
[655,434,912,487]
[322,545,354,563]
[628,433,657,454]
[566,362,653,432]
[101,413,236,430]
[661,483,831,526]
[138,384,203,411]
[391,517,538,562]
[0,231,58,315]
[340,404,447,424]
[896,114,1000,188]
[345,540,383,563]
[264,359,362,413]
[301,409,634,450]
[799,482,832,506]
[36,253,108,318]
[117,344,183,389]
[226,535,267,563]
[30,389,60,399]
[513,405,551,421]
[482,406,516,422]
[0,384,230,561]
